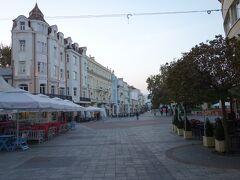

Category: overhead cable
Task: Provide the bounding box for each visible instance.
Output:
[0,9,221,21]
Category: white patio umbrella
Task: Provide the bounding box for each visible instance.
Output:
[51,97,73,111]
[212,102,230,108]
[0,90,56,143]
[0,76,16,92]
[63,99,85,112]
[85,106,107,117]
[35,94,64,111]
[0,90,53,110]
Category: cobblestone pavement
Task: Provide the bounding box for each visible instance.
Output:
[0,112,240,180]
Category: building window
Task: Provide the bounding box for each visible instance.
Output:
[37,41,46,54]
[60,87,64,95]
[73,55,77,65]
[38,62,46,74]
[66,87,69,96]
[67,70,69,79]
[19,40,26,51]
[19,84,28,91]
[41,42,45,53]
[84,76,87,85]
[83,91,86,97]
[18,61,26,74]
[54,65,58,77]
[60,68,63,79]
[42,24,44,32]
[37,62,41,73]
[66,54,69,62]
[51,85,55,94]
[237,0,240,19]
[54,46,57,57]
[20,21,25,30]
[73,87,77,96]
[73,71,77,80]
[60,52,63,62]
[40,84,46,94]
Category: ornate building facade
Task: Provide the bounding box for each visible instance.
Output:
[10,4,145,115]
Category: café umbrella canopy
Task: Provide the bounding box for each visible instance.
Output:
[35,94,65,111]
[51,97,75,111]
[0,76,16,92]
[85,106,107,117]
[63,99,85,112]
[0,90,54,111]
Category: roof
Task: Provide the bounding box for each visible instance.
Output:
[28,3,46,22]
[0,67,12,76]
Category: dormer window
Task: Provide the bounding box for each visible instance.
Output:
[20,21,25,30]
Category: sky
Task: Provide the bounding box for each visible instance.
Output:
[0,0,225,95]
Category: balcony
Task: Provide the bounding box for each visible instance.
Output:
[33,93,72,101]
[80,97,91,102]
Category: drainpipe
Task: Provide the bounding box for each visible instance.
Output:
[33,32,36,93]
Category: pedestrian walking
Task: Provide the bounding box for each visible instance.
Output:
[136,111,139,120]
[160,108,163,116]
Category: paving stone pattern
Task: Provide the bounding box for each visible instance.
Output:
[0,112,240,180]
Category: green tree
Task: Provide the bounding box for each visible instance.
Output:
[0,44,11,67]
[189,35,240,152]
[146,63,171,108]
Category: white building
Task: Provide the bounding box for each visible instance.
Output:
[111,73,118,116]
[87,56,112,115]
[11,4,145,114]
[79,47,90,106]
[117,78,125,115]
[129,87,141,113]
[11,4,70,99]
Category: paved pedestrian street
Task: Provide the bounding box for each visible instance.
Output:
[1,112,240,180]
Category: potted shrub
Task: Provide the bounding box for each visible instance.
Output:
[172,108,178,133]
[214,118,225,153]
[177,115,184,136]
[183,117,192,139]
[203,118,215,147]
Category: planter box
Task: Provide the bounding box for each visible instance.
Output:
[184,130,192,139]
[203,136,215,147]
[215,139,225,153]
[177,128,183,136]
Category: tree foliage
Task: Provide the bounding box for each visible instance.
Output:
[146,63,170,108]
[0,44,11,67]
[146,35,240,152]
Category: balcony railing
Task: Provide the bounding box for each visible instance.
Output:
[80,97,91,102]
[33,93,72,101]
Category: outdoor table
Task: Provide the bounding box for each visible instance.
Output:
[0,135,15,151]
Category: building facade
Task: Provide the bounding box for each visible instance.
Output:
[10,4,145,115]
[219,0,240,119]
[79,47,91,106]
[11,4,71,100]
[111,73,118,116]
[87,56,112,115]
[220,0,240,37]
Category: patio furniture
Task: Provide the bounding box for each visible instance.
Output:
[48,126,57,140]
[0,134,15,151]
[27,130,45,144]
[14,137,29,151]
[68,121,76,130]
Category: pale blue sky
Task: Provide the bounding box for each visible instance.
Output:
[0,0,224,94]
